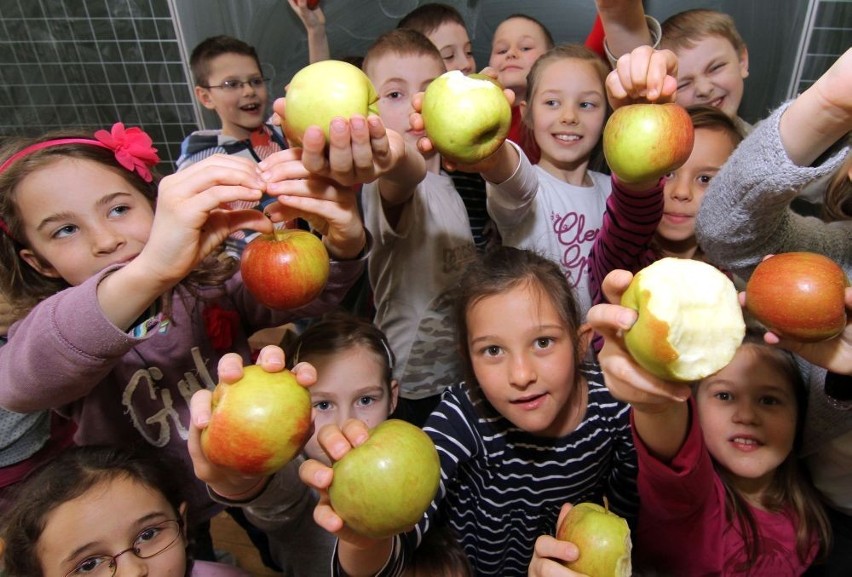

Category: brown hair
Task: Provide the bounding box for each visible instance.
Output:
[397,3,467,37]
[661,9,746,56]
[0,132,237,314]
[453,247,584,408]
[402,523,473,577]
[822,149,852,222]
[190,35,262,87]
[497,14,555,50]
[362,28,445,78]
[687,104,745,146]
[697,339,831,569]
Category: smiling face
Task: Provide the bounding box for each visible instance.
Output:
[466,280,585,437]
[524,57,607,182]
[16,157,154,287]
[195,52,269,140]
[488,17,551,101]
[365,51,445,152]
[695,345,799,500]
[37,476,187,577]
[655,126,738,257]
[673,35,748,120]
[426,21,475,75]
[303,344,398,466]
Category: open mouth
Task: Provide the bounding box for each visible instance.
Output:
[729,436,763,451]
[240,103,261,112]
[553,133,581,143]
[510,392,546,410]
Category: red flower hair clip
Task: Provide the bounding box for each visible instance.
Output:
[93,123,161,183]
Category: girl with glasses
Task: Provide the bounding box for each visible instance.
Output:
[0,445,250,577]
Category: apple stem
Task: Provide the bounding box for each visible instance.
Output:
[273,229,287,242]
[603,495,610,514]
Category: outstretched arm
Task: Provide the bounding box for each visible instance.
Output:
[596,0,655,62]
[287,0,330,63]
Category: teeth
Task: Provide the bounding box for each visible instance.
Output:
[554,134,580,142]
[732,437,758,445]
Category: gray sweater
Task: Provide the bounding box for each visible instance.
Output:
[695,101,852,456]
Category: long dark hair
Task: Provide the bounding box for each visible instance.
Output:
[1,445,192,577]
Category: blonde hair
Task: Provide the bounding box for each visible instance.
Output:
[822,150,852,222]
[661,9,746,55]
[362,28,445,78]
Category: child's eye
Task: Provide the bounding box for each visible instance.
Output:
[580,101,597,110]
[482,345,502,357]
[385,91,404,100]
[109,204,131,217]
[714,391,732,401]
[356,396,377,407]
[543,99,559,108]
[313,400,333,411]
[710,63,726,73]
[760,396,781,406]
[677,81,692,91]
[697,174,714,185]
[664,171,676,180]
[534,337,554,350]
[52,224,78,239]
[71,556,110,575]
[137,525,162,543]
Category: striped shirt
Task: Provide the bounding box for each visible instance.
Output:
[334,364,638,576]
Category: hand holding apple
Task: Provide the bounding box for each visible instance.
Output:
[620,258,745,382]
[282,60,379,147]
[605,46,679,110]
[555,500,632,577]
[528,504,583,577]
[746,252,849,343]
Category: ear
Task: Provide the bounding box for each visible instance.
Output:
[577,322,594,359]
[195,86,217,111]
[388,379,400,415]
[18,248,61,279]
[519,99,528,118]
[178,502,189,546]
[738,46,749,79]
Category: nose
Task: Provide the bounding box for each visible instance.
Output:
[90,224,125,255]
[560,105,578,125]
[692,75,713,99]
[666,174,692,201]
[508,354,536,389]
[114,548,148,577]
[732,399,759,425]
[241,80,257,95]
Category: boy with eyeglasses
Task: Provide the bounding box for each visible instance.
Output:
[177,35,287,257]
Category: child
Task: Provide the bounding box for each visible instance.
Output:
[696,47,852,576]
[0,124,368,548]
[0,445,250,577]
[588,104,744,310]
[357,28,476,425]
[420,44,666,318]
[397,3,495,252]
[300,246,639,577]
[660,9,751,132]
[585,278,831,574]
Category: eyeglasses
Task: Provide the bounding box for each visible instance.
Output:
[200,77,268,91]
[64,519,182,577]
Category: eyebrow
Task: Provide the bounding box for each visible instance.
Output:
[62,511,171,563]
[36,192,132,233]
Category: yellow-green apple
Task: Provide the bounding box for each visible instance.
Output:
[283,59,379,146]
[556,501,632,577]
[603,103,694,184]
[201,365,312,476]
[621,258,745,381]
[328,419,440,539]
[745,252,849,342]
[241,229,330,310]
[421,70,512,165]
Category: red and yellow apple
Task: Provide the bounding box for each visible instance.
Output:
[201,365,312,476]
[556,501,632,577]
[621,258,745,381]
[328,419,441,539]
[421,71,512,165]
[745,252,849,342]
[241,229,330,310]
[603,103,694,184]
[283,59,379,146]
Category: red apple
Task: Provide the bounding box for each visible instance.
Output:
[201,366,312,476]
[306,0,320,8]
[241,229,330,310]
[603,103,694,184]
[745,252,849,342]
[328,419,441,539]
[556,500,632,577]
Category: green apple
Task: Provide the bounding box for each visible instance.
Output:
[421,70,512,165]
[283,59,379,146]
[201,366,312,476]
[556,501,632,577]
[621,258,745,382]
[241,229,330,310]
[603,103,694,184]
[746,252,849,342]
[328,419,440,539]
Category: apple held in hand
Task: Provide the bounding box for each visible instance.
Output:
[283,59,379,146]
[556,500,632,577]
[745,252,849,342]
[241,229,330,310]
[603,103,694,184]
[201,366,312,476]
[306,0,319,8]
[328,419,441,539]
[622,258,745,381]
[421,70,512,165]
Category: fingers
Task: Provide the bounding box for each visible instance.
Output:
[608,46,679,106]
[600,269,634,306]
[190,389,214,430]
[216,353,247,384]
[291,361,318,388]
[528,535,581,577]
[299,457,334,491]
[256,345,287,371]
